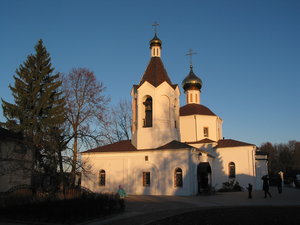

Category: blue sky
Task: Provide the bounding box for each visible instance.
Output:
[0,0,299,146]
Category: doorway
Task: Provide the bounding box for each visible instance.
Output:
[197,162,212,194]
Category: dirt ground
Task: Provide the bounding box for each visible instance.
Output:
[147,206,300,225]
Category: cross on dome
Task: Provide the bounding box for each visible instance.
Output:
[152,21,159,35]
[185,49,197,67]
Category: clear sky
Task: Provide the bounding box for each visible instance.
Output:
[0,0,299,146]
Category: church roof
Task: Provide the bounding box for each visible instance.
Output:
[186,138,216,144]
[180,104,216,116]
[82,140,137,153]
[215,139,254,148]
[138,57,177,89]
[156,140,193,149]
[82,140,194,153]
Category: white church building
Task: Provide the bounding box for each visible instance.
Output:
[81,34,268,195]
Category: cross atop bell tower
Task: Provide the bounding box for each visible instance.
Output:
[152,21,159,34]
[150,22,162,57]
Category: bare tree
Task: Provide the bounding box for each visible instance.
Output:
[260,142,278,175]
[260,141,300,177]
[102,99,132,144]
[62,68,109,186]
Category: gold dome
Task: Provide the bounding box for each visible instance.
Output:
[149,34,162,48]
[182,65,202,91]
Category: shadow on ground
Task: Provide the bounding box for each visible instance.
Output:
[146,206,300,225]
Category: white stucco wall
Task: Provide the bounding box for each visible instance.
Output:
[131,81,180,149]
[185,90,200,104]
[81,148,203,196]
[211,146,256,190]
[255,157,268,189]
[180,114,222,142]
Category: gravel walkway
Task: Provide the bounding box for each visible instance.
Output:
[81,187,300,225]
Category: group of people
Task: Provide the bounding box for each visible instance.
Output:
[247,174,283,199]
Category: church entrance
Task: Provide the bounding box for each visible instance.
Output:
[197,162,212,194]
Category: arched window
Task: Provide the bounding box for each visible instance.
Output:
[99,170,106,186]
[143,96,152,127]
[174,168,183,187]
[228,162,236,178]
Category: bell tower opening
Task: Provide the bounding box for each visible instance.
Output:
[143,96,153,127]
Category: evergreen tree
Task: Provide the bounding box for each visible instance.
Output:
[1,40,66,184]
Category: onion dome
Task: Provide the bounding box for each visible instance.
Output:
[182,65,202,91]
[149,34,162,48]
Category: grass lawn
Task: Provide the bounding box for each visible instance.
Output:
[147,206,300,225]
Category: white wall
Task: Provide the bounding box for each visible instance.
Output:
[255,159,268,189]
[132,81,180,149]
[185,90,200,104]
[81,148,201,196]
[180,114,222,142]
[211,146,256,190]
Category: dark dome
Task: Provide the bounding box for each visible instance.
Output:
[149,34,162,48]
[182,65,202,91]
[180,104,216,116]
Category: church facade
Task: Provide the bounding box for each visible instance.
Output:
[81,34,268,195]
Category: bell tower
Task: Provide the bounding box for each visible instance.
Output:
[131,31,180,149]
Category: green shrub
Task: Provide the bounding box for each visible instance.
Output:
[218,180,243,192]
[0,190,120,223]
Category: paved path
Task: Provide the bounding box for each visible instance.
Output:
[1,187,299,225]
[82,187,300,225]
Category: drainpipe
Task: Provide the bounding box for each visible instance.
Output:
[194,115,198,141]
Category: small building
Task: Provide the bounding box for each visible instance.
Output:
[0,127,32,192]
[81,34,268,195]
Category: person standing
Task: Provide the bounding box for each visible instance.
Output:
[262,175,272,198]
[247,183,253,199]
[277,174,283,194]
[117,185,128,209]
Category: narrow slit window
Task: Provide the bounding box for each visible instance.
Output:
[143,172,150,186]
[204,127,209,137]
[99,170,106,186]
